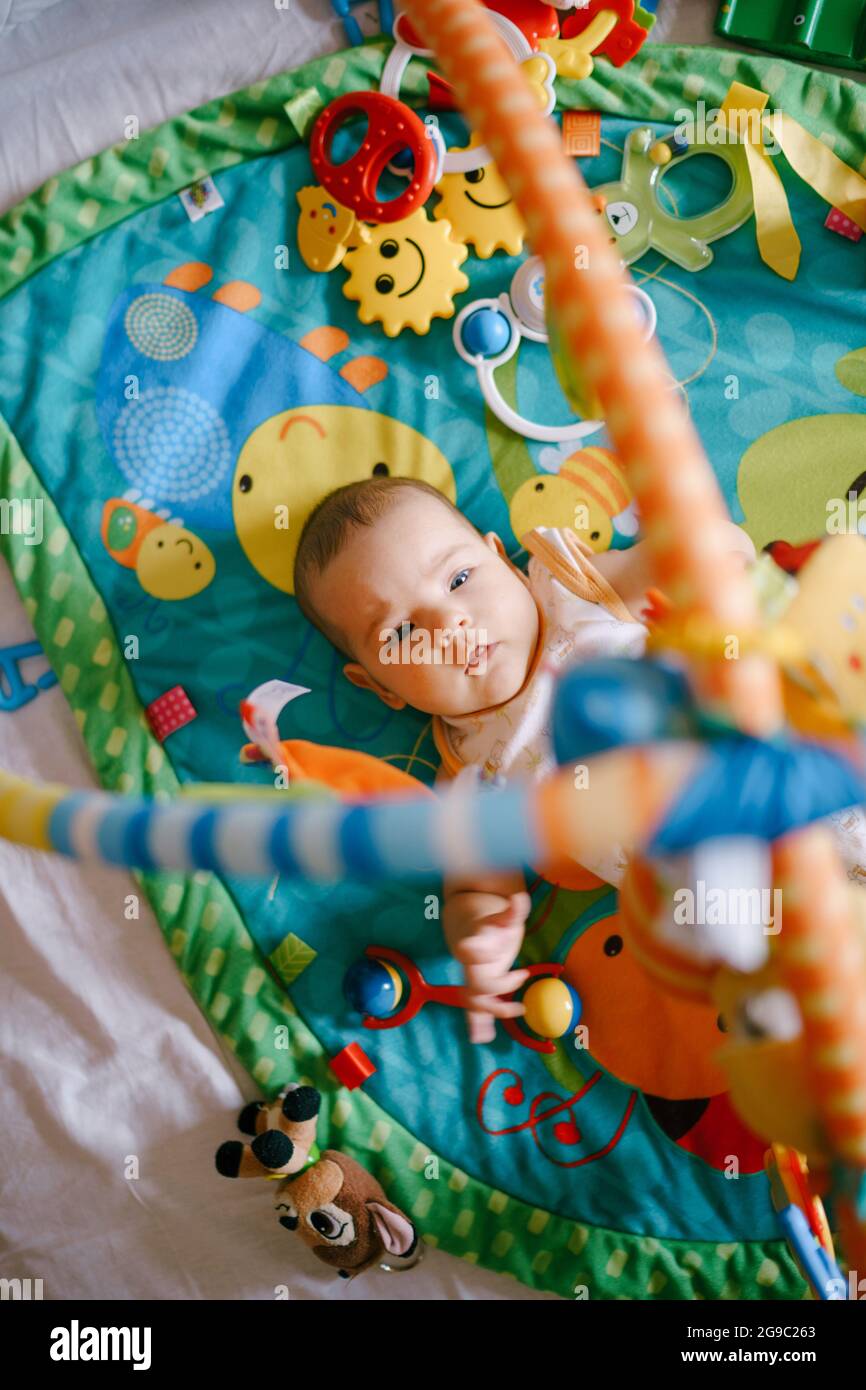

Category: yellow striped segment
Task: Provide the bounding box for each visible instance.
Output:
[0,768,66,851]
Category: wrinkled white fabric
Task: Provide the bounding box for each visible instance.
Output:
[1,0,66,39]
[0,0,355,214]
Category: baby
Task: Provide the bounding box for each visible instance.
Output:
[294,475,755,1043]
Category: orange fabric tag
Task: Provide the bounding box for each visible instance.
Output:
[562,109,601,158]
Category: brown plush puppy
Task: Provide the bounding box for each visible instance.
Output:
[274,1149,420,1280]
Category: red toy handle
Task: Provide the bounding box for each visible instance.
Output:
[397,2,559,51]
[361,946,565,1054]
[485,1,559,48]
[562,0,648,68]
[309,91,438,224]
[361,945,465,1030]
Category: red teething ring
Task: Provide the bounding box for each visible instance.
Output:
[309,91,437,224]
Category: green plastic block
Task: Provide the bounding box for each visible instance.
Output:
[716,0,866,73]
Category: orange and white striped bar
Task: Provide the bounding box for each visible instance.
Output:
[399,0,783,737]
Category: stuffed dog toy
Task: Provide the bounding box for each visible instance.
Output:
[215,1084,420,1280]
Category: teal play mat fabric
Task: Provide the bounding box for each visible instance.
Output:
[4,40,865,1298]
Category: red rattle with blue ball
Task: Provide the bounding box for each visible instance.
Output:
[344,946,581,1051]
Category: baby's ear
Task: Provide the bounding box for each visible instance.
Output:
[343,662,406,710]
[483,531,507,558]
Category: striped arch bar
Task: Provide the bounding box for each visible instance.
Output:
[0,767,541,880]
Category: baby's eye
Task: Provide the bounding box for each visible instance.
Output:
[450,569,470,591]
[398,621,415,641]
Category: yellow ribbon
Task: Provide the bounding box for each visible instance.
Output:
[720,82,866,282]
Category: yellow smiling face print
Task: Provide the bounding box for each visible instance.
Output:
[296,185,370,273]
[232,404,457,593]
[341,208,469,337]
[434,135,526,259]
[136,521,216,601]
[101,497,216,601]
[508,447,634,553]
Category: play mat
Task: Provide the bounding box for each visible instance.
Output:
[2,32,866,1299]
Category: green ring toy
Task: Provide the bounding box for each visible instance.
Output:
[592,125,755,273]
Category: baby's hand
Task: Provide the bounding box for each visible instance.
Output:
[443,889,532,1045]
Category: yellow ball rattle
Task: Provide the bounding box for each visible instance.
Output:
[523,976,583,1040]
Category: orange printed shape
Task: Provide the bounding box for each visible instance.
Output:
[101,497,164,568]
[212,280,262,313]
[163,261,213,291]
[339,355,388,393]
[300,325,351,361]
[562,110,602,159]
[563,902,729,1100]
[533,856,604,892]
[241,739,435,801]
[619,855,720,1003]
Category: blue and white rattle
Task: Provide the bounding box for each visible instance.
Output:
[454,256,657,443]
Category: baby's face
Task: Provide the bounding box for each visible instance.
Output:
[308,493,539,717]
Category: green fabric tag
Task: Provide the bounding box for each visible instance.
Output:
[270,931,318,986]
[283,87,326,141]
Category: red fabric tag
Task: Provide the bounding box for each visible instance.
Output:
[825,207,863,242]
[146,686,197,742]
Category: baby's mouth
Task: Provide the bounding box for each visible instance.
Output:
[465,642,497,675]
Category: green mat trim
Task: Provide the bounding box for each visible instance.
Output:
[3,39,866,302]
[0,39,822,1298]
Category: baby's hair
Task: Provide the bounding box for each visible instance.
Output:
[294,476,471,654]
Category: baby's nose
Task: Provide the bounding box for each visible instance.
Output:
[416,604,469,635]
[413,611,467,662]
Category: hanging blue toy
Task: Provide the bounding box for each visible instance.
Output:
[330,0,395,46]
[0,640,58,712]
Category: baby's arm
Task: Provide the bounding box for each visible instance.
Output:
[443,869,531,1045]
[435,764,531,1042]
[593,522,756,618]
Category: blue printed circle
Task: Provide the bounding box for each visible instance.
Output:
[124,292,198,361]
[112,386,231,504]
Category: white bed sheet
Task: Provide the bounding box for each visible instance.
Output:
[0,0,560,1301]
[0,0,376,214]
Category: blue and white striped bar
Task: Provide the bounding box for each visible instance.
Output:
[46,780,543,881]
